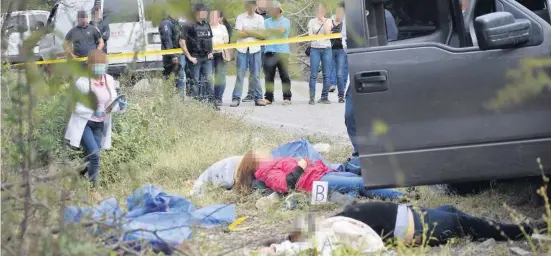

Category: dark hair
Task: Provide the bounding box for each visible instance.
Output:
[339,1,345,8]
[213,9,233,39]
[194,3,208,12]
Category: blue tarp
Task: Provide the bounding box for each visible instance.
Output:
[65,185,235,254]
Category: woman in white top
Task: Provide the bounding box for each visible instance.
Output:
[64,49,127,188]
[307,3,333,105]
[210,9,230,106]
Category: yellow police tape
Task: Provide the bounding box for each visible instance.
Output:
[10,33,342,67]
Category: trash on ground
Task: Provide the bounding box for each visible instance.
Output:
[65,185,236,254]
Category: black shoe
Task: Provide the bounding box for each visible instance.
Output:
[230,99,240,107]
[338,97,345,103]
[242,95,254,102]
[255,99,266,106]
[329,86,337,93]
[309,97,315,105]
[318,98,331,104]
[215,99,222,107]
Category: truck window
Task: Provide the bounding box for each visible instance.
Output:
[29,14,48,31]
[516,0,550,23]
[383,0,439,40]
[6,14,28,32]
[104,0,140,23]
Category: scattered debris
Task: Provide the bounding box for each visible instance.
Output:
[312,143,331,153]
[509,246,532,256]
[476,238,496,250]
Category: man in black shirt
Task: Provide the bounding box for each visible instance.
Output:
[182,3,215,105]
[159,13,184,93]
[90,5,110,54]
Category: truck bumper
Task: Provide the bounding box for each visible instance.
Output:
[108,61,164,77]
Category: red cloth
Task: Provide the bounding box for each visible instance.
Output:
[254,157,332,193]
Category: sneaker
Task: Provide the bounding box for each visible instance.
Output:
[215,99,223,107]
[242,95,254,102]
[230,99,240,107]
[264,99,273,105]
[318,98,331,104]
[338,97,345,103]
[329,86,337,93]
[309,98,315,105]
[282,100,292,105]
[255,99,266,106]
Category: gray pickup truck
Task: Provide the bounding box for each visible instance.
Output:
[346,0,551,189]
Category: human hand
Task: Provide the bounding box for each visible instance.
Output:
[208,53,213,59]
[118,97,128,111]
[297,159,308,169]
[172,56,179,64]
[189,56,197,64]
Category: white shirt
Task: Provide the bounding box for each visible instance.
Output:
[211,24,229,53]
[308,18,332,48]
[235,12,265,53]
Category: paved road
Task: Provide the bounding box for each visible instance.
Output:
[219,76,348,139]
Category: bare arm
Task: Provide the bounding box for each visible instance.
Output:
[179,39,192,59]
[324,19,332,34]
[97,38,104,50]
[63,40,75,57]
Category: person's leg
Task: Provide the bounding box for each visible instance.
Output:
[177,54,186,97]
[330,53,337,88]
[249,51,263,103]
[201,58,214,103]
[419,205,534,245]
[335,49,346,99]
[343,53,349,90]
[308,49,321,103]
[80,122,102,187]
[319,47,332,101]
[277,53,292,102]
[190,60,201,99]
[319,172,360,197]
[263,53,277,103]
[345,85,359,157]
[232,52,248,103]
[213,55,226,103]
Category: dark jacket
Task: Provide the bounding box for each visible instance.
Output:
[90,19,110,53]
[159,17,181,59]
[184,20,213,58]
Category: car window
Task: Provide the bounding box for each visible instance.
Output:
[7,14,28,32]
[383,0,439,40]
[104,0,140,23]
[29,14,48,31]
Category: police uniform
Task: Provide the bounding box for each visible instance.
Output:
[159,16,184,88]
[184,19,214,101]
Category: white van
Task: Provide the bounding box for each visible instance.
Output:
[2,10,50,64]
[39,0,167,77]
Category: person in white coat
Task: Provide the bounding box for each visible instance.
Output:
[64,49,127,188]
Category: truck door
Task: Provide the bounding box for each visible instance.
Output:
[103,0,147,69]
[346,0,551,188]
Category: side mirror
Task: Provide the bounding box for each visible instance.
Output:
[474,12,530,50]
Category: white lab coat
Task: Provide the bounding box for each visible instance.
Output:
[64,75,121,149]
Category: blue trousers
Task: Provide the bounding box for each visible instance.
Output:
[320,171,404,200]
[81,120,103,187]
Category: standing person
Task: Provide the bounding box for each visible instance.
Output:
[210,9,230,106]
[231,0,266,107]
[329,1,348,95]
[177,16,189,97]
[182,3,215,106]
[64,10,104,67]
[64,49,127,189]
[262,1,292,105]
[329,2,347,103]
[90,5,110,54]
[307,3,333,105]
[241,0,271,103]
[159,13,185,94]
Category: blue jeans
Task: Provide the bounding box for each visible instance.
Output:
[345,85,358,157]
[309,47,332,99]
[190,57,214,101]
[319,171,404,200]
[177,54,186,95]
[81,120,103,187]
[233,51,262,101]
[213,53,226,101]
[331,49,348,98]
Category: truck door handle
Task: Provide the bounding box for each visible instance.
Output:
[354,70,389,93]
